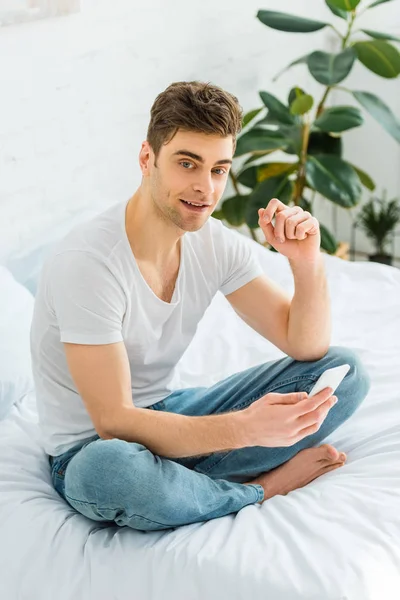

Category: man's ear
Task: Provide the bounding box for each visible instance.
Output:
[139,141,152,176]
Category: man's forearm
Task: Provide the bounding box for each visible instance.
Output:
[102,406,245,459]
[287,254,331,361]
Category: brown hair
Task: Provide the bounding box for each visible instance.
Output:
[146,81,243,164]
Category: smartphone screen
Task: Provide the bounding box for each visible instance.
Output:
[308,364,351,398]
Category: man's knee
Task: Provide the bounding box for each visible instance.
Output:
[64,438,148,504]
[323,345,371,402]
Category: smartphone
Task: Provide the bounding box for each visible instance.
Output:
[308,364,351,398]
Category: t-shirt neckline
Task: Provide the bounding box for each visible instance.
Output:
[120,198,184,307]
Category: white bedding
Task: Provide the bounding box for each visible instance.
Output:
[1,244,400,600]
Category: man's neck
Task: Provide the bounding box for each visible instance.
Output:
[125,189,183,269]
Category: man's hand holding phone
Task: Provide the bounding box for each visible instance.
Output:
[240,387,337,448]
[239,364,350,448]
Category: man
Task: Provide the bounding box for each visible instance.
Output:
[31,80,371,531]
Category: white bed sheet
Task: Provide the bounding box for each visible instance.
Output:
[1,245,400,600]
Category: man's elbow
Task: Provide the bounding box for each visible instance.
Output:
[288,346,330,362]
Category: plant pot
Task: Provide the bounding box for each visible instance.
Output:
[333,241,350,261]
[368,253,393,266]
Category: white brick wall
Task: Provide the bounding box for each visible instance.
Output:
[0,0,399,261]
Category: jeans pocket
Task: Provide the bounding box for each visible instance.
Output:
[51,458,67,477]
[193,450,233,475]
[148,399,166,411]
[51,435,100,479]
[52,471,67,499]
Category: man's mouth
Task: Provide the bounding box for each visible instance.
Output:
[180,199,210,212]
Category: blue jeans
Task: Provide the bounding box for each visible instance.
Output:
[49,346,371,532]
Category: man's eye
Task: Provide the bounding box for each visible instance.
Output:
[179,162,227,175]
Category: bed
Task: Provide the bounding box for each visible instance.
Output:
[1,229,400,600]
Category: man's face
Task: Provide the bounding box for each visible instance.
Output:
[143,130,233,232]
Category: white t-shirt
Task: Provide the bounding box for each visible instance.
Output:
[30,198,264,456]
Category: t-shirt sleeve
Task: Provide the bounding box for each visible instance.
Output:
[217,222,265,296]
[47,251,126,345]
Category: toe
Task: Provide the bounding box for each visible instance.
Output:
[323,461,345,471]
[320,444,339,461]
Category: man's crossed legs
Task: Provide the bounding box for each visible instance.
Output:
[49,346,371,531]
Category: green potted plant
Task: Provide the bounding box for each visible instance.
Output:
[355,193,400,265]
[214,0,400,257]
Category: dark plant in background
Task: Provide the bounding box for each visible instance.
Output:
[355,192,400,264]
[214,0,400,255]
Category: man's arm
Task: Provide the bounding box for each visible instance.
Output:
[64,341,244,459]
[225,253,330,361]
[287,255,331,361]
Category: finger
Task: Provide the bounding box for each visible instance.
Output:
[295,216,319,241]
[285,211,309,240]
[257,214,276,243]
[267,391,308,405]
[263,198,289,225]
[289,399,337,443]
[258,205,303,235]
[258,212,289,249]
[293,387,334,417]
[274,208,303,241]
[288,422,320,444]
[296,395,337,430]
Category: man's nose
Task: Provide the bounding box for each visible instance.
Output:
[193,173,215,197]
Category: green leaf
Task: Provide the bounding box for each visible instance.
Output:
[245,176,294,228]
[354,40,400,78]
[320,223,339,254]
[290,94,314,115]
[237,162,297,189]
[257,10,328,33]
[255,115,283,128]
[242,108,263,129]
[361,29,400,43]
[307,48,356,84]
[299,198,313,212]
[352,90,400,143]
[305,154,362,207]
[367,0,394,8]
[355,196,400,253]
[211,209,224,221]
[273,123,304,156]
[348,164,376,191]
[326,0,361,10]
[258,162,298,181]
[248,121,303,156]
[325,0,348,19]
[314,106,364,132]
[220,195,248,226]
[308,131,343,157]
[234,128,289,157]
[288,87,306,106]
[236,166,258,189]
[242,150,280,166]
[259,91,296,125]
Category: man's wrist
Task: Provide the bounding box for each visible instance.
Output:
[289,252,324,271]
[229,408,250,450]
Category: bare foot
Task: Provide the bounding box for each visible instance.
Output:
[245,444,347,504]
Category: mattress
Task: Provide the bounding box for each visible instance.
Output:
[1,245,400,600]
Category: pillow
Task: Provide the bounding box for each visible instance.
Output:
[0,266,35,420]
[3,206,104,296]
